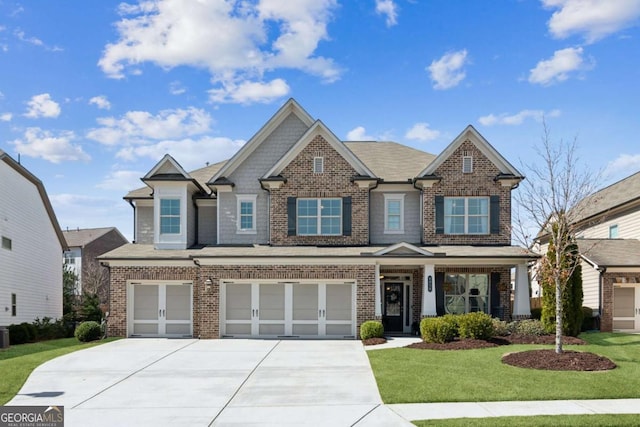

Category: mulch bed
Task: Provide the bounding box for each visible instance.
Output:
[403,334,617,371]
[363,337,387,346]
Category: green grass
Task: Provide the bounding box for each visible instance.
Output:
[413,414,640,427]
[368,332,640,403]
[0,337,119,405]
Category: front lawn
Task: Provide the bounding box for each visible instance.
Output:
[414,414,640,427]
[0,337,119,405]
[368,332,640,403]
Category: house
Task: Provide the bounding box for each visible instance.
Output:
[62,227,128,301]
[0,150,67,327]
[100,99,537,339]
[570,172,640,332]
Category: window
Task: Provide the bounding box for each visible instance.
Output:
[160,199,181,234]
[462,155,473,173]
[609,224,619,238]
[11,293,16,317]
[313,157,324,174]
[297,198,341,235]
[444,197,488,234]
[237,195,257,233]
[1,236,11,250]
[384,194,405,233]
[64,252,75,264]
[444,274,489,314]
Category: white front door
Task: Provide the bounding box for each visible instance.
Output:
[613,284,640,330]
[129,282,192,337]
[222,281,355,338]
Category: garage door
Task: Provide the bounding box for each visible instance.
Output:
[221,281,355,338]
[613,285,640,330]
[128,282,193,337]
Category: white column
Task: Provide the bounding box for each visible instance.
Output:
[513,263,531,317]
[422,264,437,316]
[374,264,382,317]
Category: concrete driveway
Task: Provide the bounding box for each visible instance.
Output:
[8,339,410,426]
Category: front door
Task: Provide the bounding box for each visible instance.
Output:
[613,284,640,330]
[383,283,403,333]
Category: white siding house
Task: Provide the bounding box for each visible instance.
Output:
[0,151,66,326]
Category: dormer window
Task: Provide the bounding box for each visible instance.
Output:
[462,154,473,174]
[160,199,181,234]
[313,157,324,174]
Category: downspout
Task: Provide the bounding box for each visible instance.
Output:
[127,199,136,243]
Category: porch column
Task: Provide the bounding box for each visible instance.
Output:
[422,264,437,316]
[513,263,531,318]
[374,264,382,317]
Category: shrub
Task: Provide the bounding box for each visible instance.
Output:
[420,317,456,343]
[581,306,596,331]
[530,307,542,320]
[491,318,509,336]
[511,319,547,336]
[458,312,495,340]
[74,321,102,342]
[360,320,384,340]
[441,314,460,337]
[8,323,29,345]
[79,293,103,323]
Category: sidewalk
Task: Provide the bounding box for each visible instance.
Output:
[364,337,640,423]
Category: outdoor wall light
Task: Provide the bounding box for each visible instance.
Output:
[204,277,214,292]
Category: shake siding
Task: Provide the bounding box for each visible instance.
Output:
[0,163,62,326]
[135,205,153,244]
[581,260,601,310]
[219,114,309,244]
[579,209,640,239]
[370,191,422,244]
[198,205,217,244]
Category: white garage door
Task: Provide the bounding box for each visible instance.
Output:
[128,281,193,337]
[221,281,355,338]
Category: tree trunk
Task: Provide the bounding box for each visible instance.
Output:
[555,276,563,353]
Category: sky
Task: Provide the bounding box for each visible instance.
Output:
[1,0,640,242]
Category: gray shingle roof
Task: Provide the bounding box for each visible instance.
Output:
[578,238,640,268]
[574,171,640,223]
[63,227,124,248]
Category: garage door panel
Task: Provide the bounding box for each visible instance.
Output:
[225,323,252,335]
[260,284,285,321]
[259,324,285,335]
[293,324,318,335]
[326,284,352,321]
[226,284,252,321]
[133,323,158,335]
[293,284,319,321]
[165,324,191,335]
[166,285,191,321]
[130,283,193,337]
[326,324,352,336]
[134,285,159,320]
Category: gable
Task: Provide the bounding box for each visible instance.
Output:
[374,242,434,256]
[143,154,191,180]
[418,125,522,179]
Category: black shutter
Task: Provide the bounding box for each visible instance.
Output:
[490,195,500,234]
[342,196,352,236]
[490,272,502,319]
[435,196,444,235]
[435,272,445,316]
[287,197,296,236]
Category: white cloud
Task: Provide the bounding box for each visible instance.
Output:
[605,153,640,177]
[0,113,12,122]
[528,47,591,85]
[208,78,290,104]
[14,28,63,52]
[99,0,339,104]
[375,0,398,27]
[89,95,111,110]
[478,109,562,126]
[97,169,144,191]
[346,126,374,141]
[86,107,212,146]
[116,136,245,170]
[405,122,440,141]
[169,81,186,95]
[11,127,90,163]
[24,93,61,118]
[427,49,469,90]
[543,0,640,43]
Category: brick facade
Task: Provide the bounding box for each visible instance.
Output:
[423,140,512,245]
[269,135,369,246]
[600,273,640,332]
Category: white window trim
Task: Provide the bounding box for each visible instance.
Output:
[462,155,473,173]
[159,198,181,235]
[609,224,619,239]
[444,196,489,235]
[297,198,342,236]
[154,185,188,250]
[236,194,257,234]
[313,156,324,174]
[384,194,405,234]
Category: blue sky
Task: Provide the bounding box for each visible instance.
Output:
[1,0,639,241]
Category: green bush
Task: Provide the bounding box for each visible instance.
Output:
[360,320,384,340]
[8,323,29,345]
[510,319,547,336]
[74,321,102,342]
[492,318,509,336]
[530,307,542,320]
[79,293,103,323]
[441,314,460,337]
[457,312,495,340]
[420,317,456,343]
[581,306,596,331]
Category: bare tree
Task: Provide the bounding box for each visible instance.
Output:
[82,260,110,307]
[513,123,600,353]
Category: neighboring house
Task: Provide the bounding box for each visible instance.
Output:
[100,99,537,339]
[62,227,128,300]
[571,172,640,332]
[0,150,67,326]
